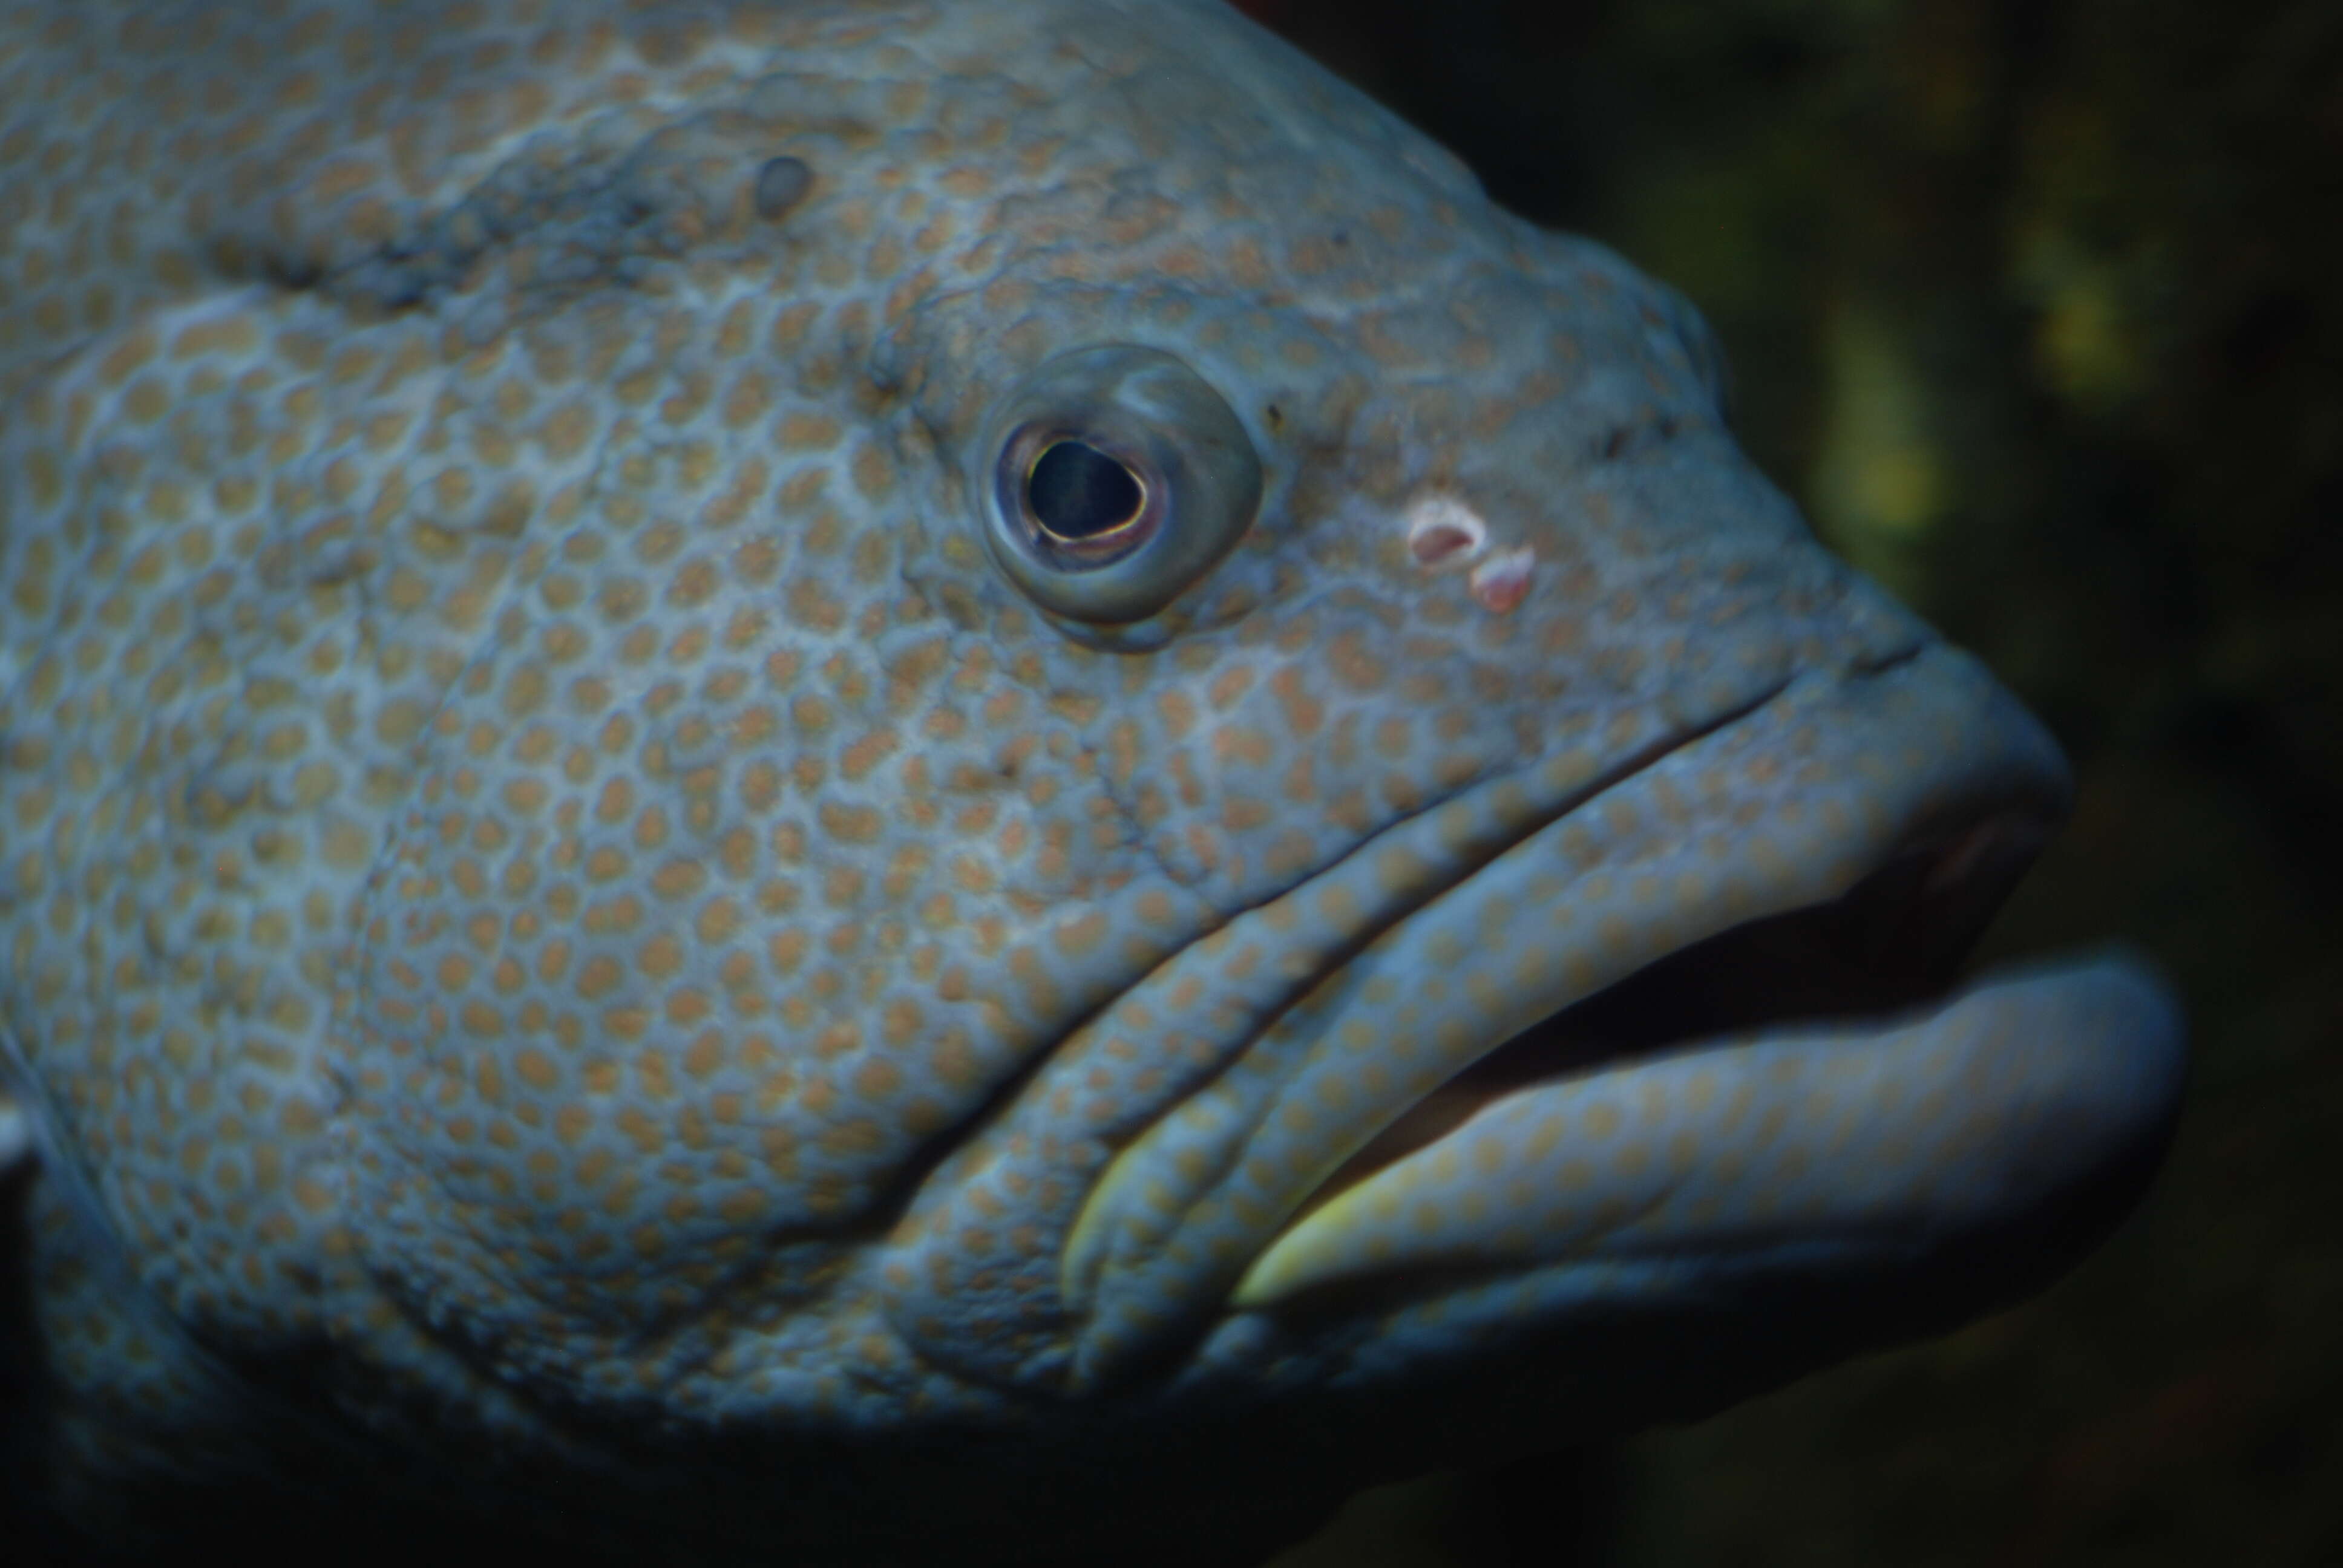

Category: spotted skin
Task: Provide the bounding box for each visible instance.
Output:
[0,2,2183,1562]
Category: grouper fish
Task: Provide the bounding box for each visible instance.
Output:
[0,1,2187,1562]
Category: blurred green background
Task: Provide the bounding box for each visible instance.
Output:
[1237,1,2343,1564]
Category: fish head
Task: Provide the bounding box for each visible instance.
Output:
[799,0,2189,1417]
[0,0,2184,1556]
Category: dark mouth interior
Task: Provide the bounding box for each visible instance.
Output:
[1292,810,2054,1221]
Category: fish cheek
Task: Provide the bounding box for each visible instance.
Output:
[327,555,986,1350]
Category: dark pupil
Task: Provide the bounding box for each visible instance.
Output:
[1027,440,1142,541]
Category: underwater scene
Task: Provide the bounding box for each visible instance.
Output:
[1,2,2335,1565]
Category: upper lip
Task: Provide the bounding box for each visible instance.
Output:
[1051,641,2073,1385]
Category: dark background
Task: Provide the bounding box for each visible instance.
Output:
[1241,1,2343,1564]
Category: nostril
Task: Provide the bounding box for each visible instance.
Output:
[1468,546,1536,614]
[1404,495,1489,570]
[1847,642,1927,679]
[1412,522,1478,566]
[1598,413,1683,463]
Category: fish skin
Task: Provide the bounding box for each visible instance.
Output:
[0,1,2183,1562]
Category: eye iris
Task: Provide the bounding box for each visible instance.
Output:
[1026,440,1144,542]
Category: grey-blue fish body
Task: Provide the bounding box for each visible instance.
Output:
[0,1,2184,1561]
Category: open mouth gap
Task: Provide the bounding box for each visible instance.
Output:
[1289,809,2054,1225]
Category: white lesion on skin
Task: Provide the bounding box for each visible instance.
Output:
[1468,545,1536,614]
[1402,492,1489,572]
[1400,492,1536,613]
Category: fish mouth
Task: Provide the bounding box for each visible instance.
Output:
[1268,809,2055,1240]
[1232,823,2183,1311]
[1058,647,2186,1376]
[1225,811,2187,1319]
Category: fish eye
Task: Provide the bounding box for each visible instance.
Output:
[1026,440,1147,549]
[979,345,1263,624]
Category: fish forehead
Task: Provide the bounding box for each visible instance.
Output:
[1,0,1951,1540]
